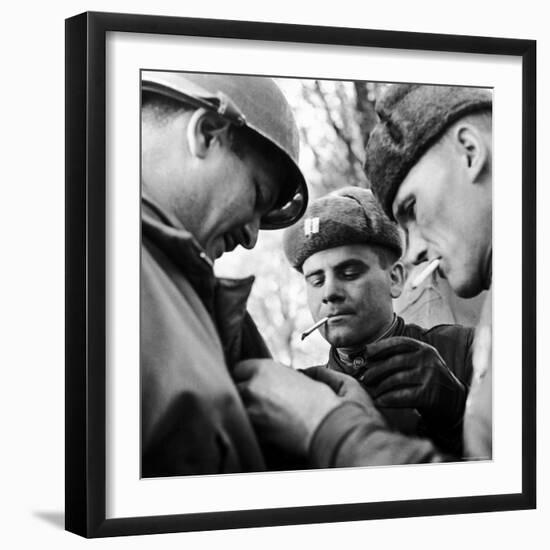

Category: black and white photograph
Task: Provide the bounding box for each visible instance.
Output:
[62,11,537,539]
[3,0,548,545]
[140,70,493,478]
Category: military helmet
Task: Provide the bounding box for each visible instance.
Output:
[141,71,308,230]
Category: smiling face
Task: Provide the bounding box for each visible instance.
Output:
[142,108,285,260]
[392,123,492,298]
[188,134,285,259]
[302,244,403,348]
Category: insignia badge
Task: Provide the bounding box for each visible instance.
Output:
[304,217,320,236]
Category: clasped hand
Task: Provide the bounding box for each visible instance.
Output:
[233,359,379,456]
[360,336,467,430]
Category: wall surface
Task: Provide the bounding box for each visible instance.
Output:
[1,1,546,548]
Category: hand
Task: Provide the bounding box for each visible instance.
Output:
[361,337,467,430]
[303,366,371,404]
[302,366,384,424]
[233,359,341,456]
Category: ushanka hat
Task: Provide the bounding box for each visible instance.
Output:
[283,186,402,272]
[365,84,492,219]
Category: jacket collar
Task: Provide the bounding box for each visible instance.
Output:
[141,195,254,319]
[328,315,405,376]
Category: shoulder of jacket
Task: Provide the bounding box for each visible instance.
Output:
[405,322,474,348]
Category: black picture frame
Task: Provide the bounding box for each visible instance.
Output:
[65,11,536,538]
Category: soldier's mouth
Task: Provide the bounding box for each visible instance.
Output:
[326,311,354,323]
[411,257,442,289]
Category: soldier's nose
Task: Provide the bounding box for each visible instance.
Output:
[241,219,260,250]
[404,229,429,266]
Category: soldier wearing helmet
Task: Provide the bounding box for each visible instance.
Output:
[140,71,308,477]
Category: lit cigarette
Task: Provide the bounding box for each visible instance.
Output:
[301,316,329,341]
[411,258,441,289]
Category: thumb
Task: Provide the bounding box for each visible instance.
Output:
[232,358,270,382]
[302,366,349,395]
[365,336,421,361]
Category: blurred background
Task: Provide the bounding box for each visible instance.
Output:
[216,77,485,368]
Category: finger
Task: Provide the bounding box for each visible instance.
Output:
[302,367,349,393]
[301,365,326,381]
[367,369,423,399]
[244,402,267,426]
[232,358,275,382]
[235,380,254,404]
[359,354,418,386]
[365,336,421,361]
[374,385,423,408]
[232,359,258,381]
[303,366,344,393]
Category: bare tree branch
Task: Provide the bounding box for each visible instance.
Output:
[313,81,363,174]
[354,81,378,146]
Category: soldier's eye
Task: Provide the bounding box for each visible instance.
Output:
[396,197,416,225]
[404,199,416,221]
[253,181,266,212]
[342,268,361,279]
[306,275,324,288]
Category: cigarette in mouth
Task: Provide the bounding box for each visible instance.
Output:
[301,316,330,341]
[411,258,441,289]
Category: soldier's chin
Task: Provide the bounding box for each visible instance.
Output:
[326,328,356,348]
[448,270,484,299]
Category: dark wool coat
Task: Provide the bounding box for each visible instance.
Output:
[309,308,492,468]
[324,316,474,456]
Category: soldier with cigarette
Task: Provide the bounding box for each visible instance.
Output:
[234,84,493,466]
[235,187,474,462]
[286,187,475,454]
[366,84,493,459]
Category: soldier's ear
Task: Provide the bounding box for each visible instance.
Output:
[389,261,405,298]
[454,123,490,183]
[186,108,231,158]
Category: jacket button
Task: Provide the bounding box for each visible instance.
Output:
[353,356,365,368]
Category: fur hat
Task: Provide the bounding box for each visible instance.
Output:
[365,84,492,219]
[283,186,402,272]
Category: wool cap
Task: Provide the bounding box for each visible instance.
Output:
[283,186,402,272]
[365,84,492,219]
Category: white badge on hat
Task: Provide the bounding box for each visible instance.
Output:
[304,217,320,237]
